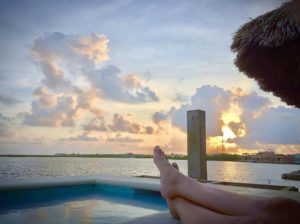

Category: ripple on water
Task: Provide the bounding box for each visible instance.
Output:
[0,157,299,188]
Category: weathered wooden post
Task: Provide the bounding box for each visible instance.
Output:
[187,110,207,180]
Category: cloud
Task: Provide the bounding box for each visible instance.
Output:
[228,121,245,137]
[23,32,160,131]
[33,87,56,106]
[154,85,300,153]
[87,65,159,103]
[23,87,105,127]
[0,129,15,138]
[31,32,109,89]
[104,113,154,134]
[23,93,77,127]
[122,74,142,89]
[74,88,105,119]
[74,34,109,62]
[0,93,21,105]
[0,113,10,122]
[82,118,107,132]
[0,113,16,139]
[0,114,45,145]
[169,85,232,136]
[0,137,45,145]
[144,126,154,134]
[238,92,271,118]
[107,135,144,143]
[153,111,169,127]
[231,106,300,148]
[173,92,188,102]
[61,133,100,142]
[31,32,159,103]
[109,113,141,133]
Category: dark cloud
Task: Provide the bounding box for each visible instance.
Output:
[102,113,154,134]
[238,92,271,116]
[228,121,245,137]
[231,106,300,148]
[153,111,169,127]
[0,93,21,105]
[144,126,154,134]
[109,113,141,133]
[82,118,107,132]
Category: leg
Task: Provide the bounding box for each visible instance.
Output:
[167,162,181,219]
[153,146,300,220]
[153,146,262,216]
[261,197,300,224]
[170,197,263,224]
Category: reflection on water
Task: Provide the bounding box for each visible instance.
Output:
[0,199,166,224]
[0,184,167,224]
[0,157,299,188]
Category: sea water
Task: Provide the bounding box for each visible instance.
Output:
[0,157,299,188]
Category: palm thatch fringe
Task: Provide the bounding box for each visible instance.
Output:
[231,0,300,108]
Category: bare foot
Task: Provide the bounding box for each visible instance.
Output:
[153,146,180,199]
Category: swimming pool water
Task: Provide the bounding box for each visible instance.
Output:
[0,184,168,224]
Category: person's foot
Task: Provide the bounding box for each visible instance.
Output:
[153,146,179,199]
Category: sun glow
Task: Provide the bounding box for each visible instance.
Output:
[222,126,236,141]
[214,100,246,153]
[207,136,237,153]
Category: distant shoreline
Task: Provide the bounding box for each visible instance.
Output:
[0,153,298,164]
[0,153,236,161]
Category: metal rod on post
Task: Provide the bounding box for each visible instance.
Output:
[187,110,207,180]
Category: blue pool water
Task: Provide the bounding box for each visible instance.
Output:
[0,184,168,224]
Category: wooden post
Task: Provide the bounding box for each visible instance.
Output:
[187,110,207,180]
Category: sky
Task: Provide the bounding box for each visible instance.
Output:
[0,0,299,155]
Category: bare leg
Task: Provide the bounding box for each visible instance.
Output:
[170,197,264,224]
[153,146,300,222]
[167,161,180,218]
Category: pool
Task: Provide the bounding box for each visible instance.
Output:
[0,175,169,224]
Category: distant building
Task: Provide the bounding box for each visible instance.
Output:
[275,154,295,164]
[295,154,300,164]
[256,150,276,163]
[241,150,296,164]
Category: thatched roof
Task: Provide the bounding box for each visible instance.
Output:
[231,0,300,108]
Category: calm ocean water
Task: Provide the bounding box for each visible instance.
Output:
[0,157,299,188]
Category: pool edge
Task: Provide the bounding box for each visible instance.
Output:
[0,174,161,192]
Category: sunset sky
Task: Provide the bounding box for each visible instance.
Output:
[0,0,299,155]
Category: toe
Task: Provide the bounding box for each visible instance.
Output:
[171,162,179,171]
[153,145,163,154]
